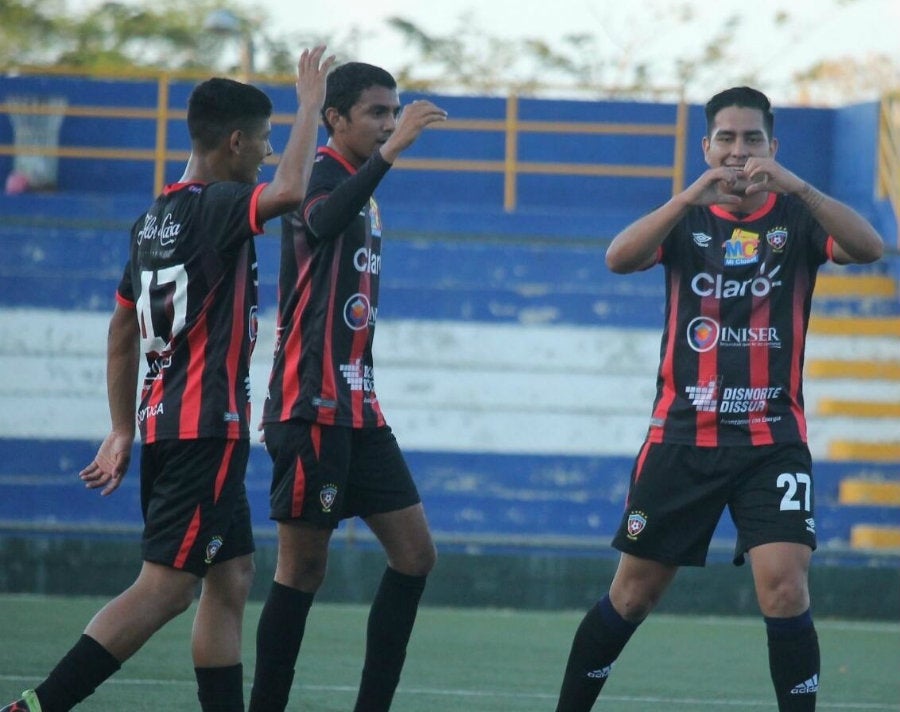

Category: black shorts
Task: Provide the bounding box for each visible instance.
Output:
[140,438,255,577]
[264,419,421,528]
[611,442,817,567]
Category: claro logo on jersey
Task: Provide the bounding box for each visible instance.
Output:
[687,316,781,352]
[343,293,376,330]
[691,262,783,300]
[354,247,381,275]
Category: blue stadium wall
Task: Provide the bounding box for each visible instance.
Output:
[1,74,892,238]
[1,76,898,616]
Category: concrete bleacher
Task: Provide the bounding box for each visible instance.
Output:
[1,82,899,610]
[1,436,898,554]
[1,210,899,561]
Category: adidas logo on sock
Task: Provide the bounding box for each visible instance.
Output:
[586,665,612,680]
[790,674,819,694]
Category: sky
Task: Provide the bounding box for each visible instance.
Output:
[65,0,900,105]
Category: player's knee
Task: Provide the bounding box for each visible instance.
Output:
[609,578,667,621]
[756,576,809,617]
[237,555,256,584]
[410,540,437,576]
[167,582,198,616]
[277,554,328,591]
[223,556,256,601]
[612,593,656,621]
[389,537,436,577]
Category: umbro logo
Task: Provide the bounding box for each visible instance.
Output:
[790,674,819,694]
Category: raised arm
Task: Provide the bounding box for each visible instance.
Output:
[743,157,884,264]
[606,166,744,274]
[257,46,335,223]
[377,99,447,165]
[305,98,448,241]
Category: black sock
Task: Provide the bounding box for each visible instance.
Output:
[34,634,121,712]
[556,595,639,712]
[247,581,315,712]
[196,663,244,712]
[353,567,427,712]
[766,610,819,712]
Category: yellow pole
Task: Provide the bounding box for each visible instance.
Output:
[672,96,688,196]
[153,72,171,196]
[503,93,519,212]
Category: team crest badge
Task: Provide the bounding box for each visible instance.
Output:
[204,536,224,564]
[766,227,788,251]
[319,484,338,513]
[626,511,648,540]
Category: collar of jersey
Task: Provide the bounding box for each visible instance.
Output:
[710,192,776,222]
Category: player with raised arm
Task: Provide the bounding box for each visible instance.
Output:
[1,47,334,712]
[248,62,447,712]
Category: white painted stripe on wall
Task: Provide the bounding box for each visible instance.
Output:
[1,308,897,458]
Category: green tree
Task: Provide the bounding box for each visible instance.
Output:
[1,0,896,105]
[0,0,341,76]
[0,0,68,66]
[384,1,897,105]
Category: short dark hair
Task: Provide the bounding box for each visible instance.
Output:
[187,77,273,151]
[322,62,397,135]
[704,86,774,139]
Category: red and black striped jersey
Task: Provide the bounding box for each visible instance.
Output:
[263,147,392,428]
[116,180,266,443]
[645,192,833,447]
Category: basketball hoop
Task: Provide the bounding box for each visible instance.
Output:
[6,94,68,190]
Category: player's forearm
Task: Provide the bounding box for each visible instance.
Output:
[606,195,689,273]
[106,306,140,435]
[306,152,392,240]
[267,103,322,209]
[798,183,884,264]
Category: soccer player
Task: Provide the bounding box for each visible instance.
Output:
[1,47,334,712]
[554,86,884,712]
[247,63,447,712]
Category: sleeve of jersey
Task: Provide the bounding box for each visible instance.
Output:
[115,261,136,309]
[203,182,262,251]
[248,182,268,234]
[304,151,392,241]
[654,225,679,267]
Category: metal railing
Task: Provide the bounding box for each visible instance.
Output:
[395,94,688,211]
[0,66,688,208]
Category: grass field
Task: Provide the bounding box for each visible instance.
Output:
[0,595,897,711]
